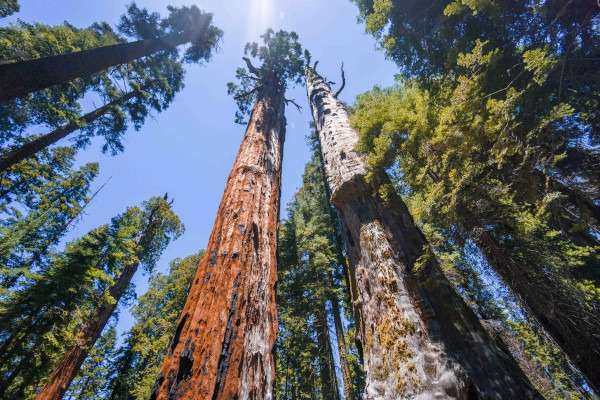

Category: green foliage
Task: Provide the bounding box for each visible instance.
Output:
[0,158,98,292]
[227,29,305,123]
[0,0,18,17]
[107,253,200,400]
[276,151,364,399]
[0,196,182,398]
[351,0,599,393]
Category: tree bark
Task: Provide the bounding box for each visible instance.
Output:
[0,90,138,173]
[0,30,201,102]
[35,262,138,400]
[151,87,285,400]
[306,67,541,399]
[329,274,355,400]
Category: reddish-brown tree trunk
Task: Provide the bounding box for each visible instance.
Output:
[152,88,285,400]
[306,67,541,399]
[35,262,138,400]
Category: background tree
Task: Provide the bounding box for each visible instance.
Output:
[349,0,600,388]
[64,326,118,400]
[276,151,364,400]
[153,30,304,400]
[0,3,222,171]
[0,3,222,102]
[36,195,183,400]
[0,196,181,399]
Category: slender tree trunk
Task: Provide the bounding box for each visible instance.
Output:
[315,302,337,400]
[470,226,600,392]
[35,262,139,400]
[306,67,541,399]
[0,29,204,102]
[329,274,355,400]
[0,90,137,173]
[152,87,285,400]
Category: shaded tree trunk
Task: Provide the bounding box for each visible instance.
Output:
[0,90,137,173]
[35,262,139,400]
[152,87,285,399]
[0,29,205,102]
[306,67,541,399]
[329,275,355,400]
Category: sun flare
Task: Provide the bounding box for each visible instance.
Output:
[246,0,275,40]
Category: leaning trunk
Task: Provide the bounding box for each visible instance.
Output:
[306,67,541,399]
[152,87,284,400]
[35,262,139,400]
[471,227,600,392]
[0,29,202,102]
[0,90,138,173]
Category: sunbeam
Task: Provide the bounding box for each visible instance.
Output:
[246,0,274,40]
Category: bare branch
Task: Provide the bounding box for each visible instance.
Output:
[313,60,319,72]
[285,98,302,111]
[334,63,346,98]
[242,57,260,76]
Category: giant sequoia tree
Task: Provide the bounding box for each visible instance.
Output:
[306,65,540,398]
[351,0,600,389]
[152,30,304,400]
[0,3,222,102]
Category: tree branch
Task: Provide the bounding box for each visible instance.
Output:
[334,63,346,98]
[285,98,302,111]
[235,85,261,101]
[242,57,260,76]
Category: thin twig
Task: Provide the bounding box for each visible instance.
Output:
[285,98,302,111]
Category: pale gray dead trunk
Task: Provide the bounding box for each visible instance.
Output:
[305,66,541,400]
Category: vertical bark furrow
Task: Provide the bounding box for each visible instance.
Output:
[306,67,541,400]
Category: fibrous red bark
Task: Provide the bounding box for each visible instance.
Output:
[306,66,541,399]
[152,89,285,399]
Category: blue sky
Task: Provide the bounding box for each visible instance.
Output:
[3,0,397,339]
